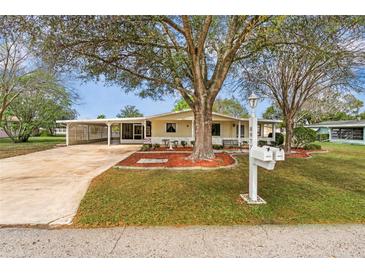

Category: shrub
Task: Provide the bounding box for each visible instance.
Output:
[303,143,321,150]
[258,140,267,147]
[40,130,52,137]
[212,144,223,150]
[140,144,152,151]
[317,133,330,142]
[268,132,284,146]
[274,132,284,146]
[190,140,195,146]
[293,127,316,148]
[152,143,160,149]
[181,140,187,147]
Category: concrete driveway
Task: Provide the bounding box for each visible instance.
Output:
[0,144,139,225]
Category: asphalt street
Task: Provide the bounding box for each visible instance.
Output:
[1,224,364,257]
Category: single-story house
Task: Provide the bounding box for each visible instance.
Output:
[57,109,281,146]
[305,119,365,145]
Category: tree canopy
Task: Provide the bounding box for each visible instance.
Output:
[2,70,77,142]
[33,15,274,159]
[172,96,248,117]
[0,16,49,121]
[116,105,143,118]
[243,16,365,152]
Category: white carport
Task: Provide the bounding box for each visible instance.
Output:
[57,117,147,146]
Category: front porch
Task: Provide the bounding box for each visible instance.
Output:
[58,110,279,147]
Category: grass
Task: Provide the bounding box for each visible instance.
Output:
[0,136,65,159]
[74,142,365,226]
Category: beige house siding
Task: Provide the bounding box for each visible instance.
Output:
[150,120,256,139]
[151,120,192,138]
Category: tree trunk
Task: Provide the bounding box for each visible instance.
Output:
[284,116,294,154]
[190,103,215,160]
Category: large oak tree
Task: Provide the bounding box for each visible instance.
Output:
[34,15,272,160]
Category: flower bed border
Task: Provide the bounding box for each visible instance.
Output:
[114,152,238,170]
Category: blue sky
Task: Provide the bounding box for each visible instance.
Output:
[72,80,365,119]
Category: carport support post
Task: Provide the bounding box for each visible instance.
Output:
[66,123,69,146]
[107,123,111,147]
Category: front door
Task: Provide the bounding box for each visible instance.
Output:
[133,124,143,140]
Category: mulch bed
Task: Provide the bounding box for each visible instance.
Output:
[287,148,326,159]
[116,152,235,168]
[141,147,247,152]
[147,147,193,151]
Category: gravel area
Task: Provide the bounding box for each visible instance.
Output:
[0,224,364,257]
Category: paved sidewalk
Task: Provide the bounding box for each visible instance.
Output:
[0,224,364,257]
[0,144,139,225]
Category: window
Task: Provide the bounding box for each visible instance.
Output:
[122,123,133,139]
[212,123,221,136]
[146,121,151,137]
[332,128,364,140]
[236,125,245,138]
[263,124,273,137]
[257,124,262,137]
[166,123,176,133]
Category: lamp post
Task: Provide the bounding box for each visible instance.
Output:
[240,92,267,204]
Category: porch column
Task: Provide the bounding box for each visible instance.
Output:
[120,123,123,144]
[238,120,241,145]
[192,118,195,141]
[272,123,276,142]
[328,127,332,141]
[87,125,90,142]
[107,123,111,146]
[66,123,69,146]
[143,120,147,140]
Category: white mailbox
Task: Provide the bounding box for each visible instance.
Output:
[254,159,276,170]
[263,146,285,161]
[251,146,274,162]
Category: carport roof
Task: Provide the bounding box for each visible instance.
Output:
[57,109,282,124]
[57,116,146,125]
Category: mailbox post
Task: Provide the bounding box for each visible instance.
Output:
[240,92,285,204]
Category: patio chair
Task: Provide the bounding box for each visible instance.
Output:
[162,139,170,148]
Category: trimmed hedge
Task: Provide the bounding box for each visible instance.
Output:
[303,143,322,150]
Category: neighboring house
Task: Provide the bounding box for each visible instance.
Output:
[0,116,19,138]
[306,119,365,145]
[57,109,281,146]
[54,127,67,136]
[0,129,8,138]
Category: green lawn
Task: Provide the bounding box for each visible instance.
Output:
[74,142,365,227]
[0,136,65,159]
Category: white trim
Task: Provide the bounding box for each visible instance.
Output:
[151,136,274,146]
[57,109,282,125]
[306,123,365,128]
